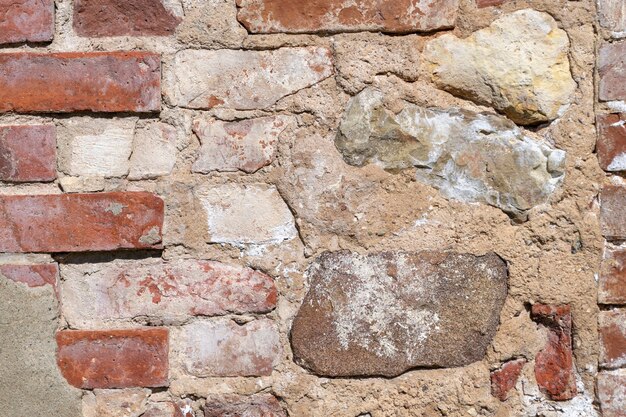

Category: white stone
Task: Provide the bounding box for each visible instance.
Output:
[82,388,150,417]
[129,122,177,180]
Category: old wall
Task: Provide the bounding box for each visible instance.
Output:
[0,0,624,416]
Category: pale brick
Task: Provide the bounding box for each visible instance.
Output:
[599,309,626,369]
[598,370,626,417]
[129,122,177,180]
[598,0,626,33]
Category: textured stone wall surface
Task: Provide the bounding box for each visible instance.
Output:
[0,0,624,416]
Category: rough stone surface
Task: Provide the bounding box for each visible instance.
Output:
[60,259,277,328]
[172,319,281,377]
[0,263,58,287]
[57,118,136,178]
[56,328,169,389]
[164,47,333,110]
[235,0,459,34]
[74,0,181,37]
[0,272,82,417]
[600,246,626,304]
[82,388,151,417]
[0,192,164,252]
[129,122,177,180]
[192,116,293,174]
[599,41,626,102]
[204,394,286,417]
[175,0,246,48]
[597,114,626,172]
[476,0,507,7]
[531,304,577,401]
[598,370,626,417]
[335,88,566,218]
[598,0,626,34]
[491,358,526,401]
[601,185,626,240]
[195,184,297,245]
[0,52,161,113]
[0,0,54,44]
[599,309,626,369]
[291,251,508,377]
[0,125,56,182]
[423,9,576,125]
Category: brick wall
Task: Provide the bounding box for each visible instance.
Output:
[0,0,623,416]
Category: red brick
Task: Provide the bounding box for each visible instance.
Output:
[599,41,626,102]
[0,125,56,182]
[600,247,626,304]
[204,394,286,417]
[56,328,169,389]
[0,264,57,287]
[601,186,626,240]
[598,370,626,417]
[490,358,526,401]
[0,0,54,45]
[597,114,626,172]
[0,192,163,253]
[235,0,459,34]
[476,0,507,7]
[74,0,181,37]
[599,310,626,369]
[0,52,160,113]
[531,304,577,401]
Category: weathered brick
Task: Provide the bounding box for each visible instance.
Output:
[601,186,626,240]
[598,369,626,417]
[0,125,56,182]
[56,328,169,389]
[0,52,160,113]
[476,0,507,7]
[599,41,626,102]
[599,309,626,369]
[235,0,459,33]
[597,114,626,172]
[172,319,280,377]
[0,192,163,253]
[143,402,186,417]
[74,0,181,37]
[600,246,626,304]
[531,304,577,401]
[129,122,177,180]
[60,259,277,328]
[205,394,286,417]
[192,116,293,174]
[598,0,626,33]
[0,0,54,45]
[195,184,297,245]
[0,264,57,288]
[490,358,526,401]
[165,47,332,110]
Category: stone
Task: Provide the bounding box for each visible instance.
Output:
[597,114,626,172]
[0,52,161,113]
[56,328,169,389]
[171,319,281,377]
[290,251,508,377]
[164,47,333,110]
[601,186,626,240]
[422,9,576,125]
[335,88,566,218]
[531,304,577,401]
[491,358,526,401]
[204,394,286,417]
[142,402,182,417]
[235,0,459,34]
[175,0,247,48]
[195,184,297,245]
[82,388,151,417]
[0,0,54,44]
[476,0,507,7]
[0,192,164,252]
[598,0,626,33]
[0,269,82,416]
[73,0,181,37]
[600,246,626,304]
[597,370,626,417]
[57,118,136,178]
[599,41,626,102]
[60,259,277,328]
[0,264,58,288]
[599,309,626,369]
[129,122,177,180]
[0,125,56,182]
[192,116,293,174]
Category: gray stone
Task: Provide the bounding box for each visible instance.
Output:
[291,251,508,377]
[335,88,566,218]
